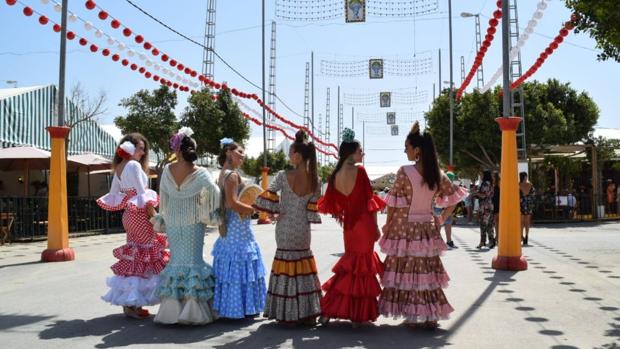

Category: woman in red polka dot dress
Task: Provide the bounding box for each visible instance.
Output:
[96,133,169,319]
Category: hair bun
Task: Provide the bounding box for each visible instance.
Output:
[410,121,420,135]
[295,130,307,143]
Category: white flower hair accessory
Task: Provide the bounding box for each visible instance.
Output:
[178,127,194,137]
[170,127,195,152]
[220,137,234,146]
[117,141,136,159]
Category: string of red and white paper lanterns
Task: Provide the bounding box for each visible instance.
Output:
[455,0,503,101]
[84,0,339,151]
[510,16,575,90]
[4,0,194,92]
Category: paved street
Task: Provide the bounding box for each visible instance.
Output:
[0,216,619,349]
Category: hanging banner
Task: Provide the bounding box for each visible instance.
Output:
[386,112,396,125]
[345,0,366,23]
[369,58,384,79]
[380,92,391,108]
[391,125,399,136]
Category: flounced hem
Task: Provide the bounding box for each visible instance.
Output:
[379,237,447,257]
[368,194,387,213]
[379,301,454,322]
[111,234,169,277]
[154,297,218,325]
[213,280,267,319]
[320,293,380,323]
[157,264,216,301]
[435,186,468,208]
[381,271,450,291]
[101,275,160,307]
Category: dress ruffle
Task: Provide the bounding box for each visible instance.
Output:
[157,264,216,301]
[111,233,169,277]
[435,185,468,208]
[384,193,409,208]
[212,239,267,318]
[320,251,383,322]
[101,275,160,307]
[368,194,387,213]
[379,236,447,257]
[254,190,280,214]
[379,288,454,322]
[97,192,130,212]
[97,189,159,212]
[154,297,217,325]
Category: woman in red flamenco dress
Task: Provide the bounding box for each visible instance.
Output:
[317,128,386,326]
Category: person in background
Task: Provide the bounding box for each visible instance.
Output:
[519,172,536,245]
[473,171,495,249]
[606,180,616,215]
[492,172,500,243]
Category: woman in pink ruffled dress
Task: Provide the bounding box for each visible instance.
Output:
[96,133,169,319]
[379,122,467,329]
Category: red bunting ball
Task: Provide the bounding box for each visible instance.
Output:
[169,59,177,67]
[121,59,129,66]
[560,29,569,37]
[177,64,184,71]
[39,16,49,25]
[79,38,88,46]
[6,0,17,6]
[53,24,61,32]
[554,36,564,44]
[564,21,574,30]
[173,83,179,89]
[143,42,152,50]
[130,64,137,70]
[135,35,144,44]
[480,46,488,53]
[139,67,145,73]
[485,34,494,42]
[167,81,172,87]
[85,0,96,10]
[111,19,121,29]
[489,18,499,27]
[190,71,197,77]
[23,7,33,16]
[550,42,559,50]
[493,10,502,19]
[214,83,221,89]
[112,54,120,61]
[545,47,553,55]
[98,11,108,20]
[123,27,132,37]
[102,48,110,56]
[145,72,152,78]
[151,48,159,56]
[570,13,579,22]
[153,75,160,82]
[184,68,191,74]
[89,44,98,52]
[161,54,169,62]
[487,27,496,35]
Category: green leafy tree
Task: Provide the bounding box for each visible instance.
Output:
[115,86,178,172]
[425,79,599,174]
[241,150,289,178]
[182,87,251,157]
[564,0,620,62]
[318,163,336,183]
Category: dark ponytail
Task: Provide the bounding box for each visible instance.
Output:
[291,130,319,192]
[328,140,360,187]
[179,136,198,163]
[406,122,440,190]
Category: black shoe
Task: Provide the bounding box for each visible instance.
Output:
[523,236,528,245]
[487,240,496,249]
[446,241,455,248]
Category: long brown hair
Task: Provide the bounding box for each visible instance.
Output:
[329,139,361,187]
[112,133,150,172]
[406,121,440,190]
[290,130,318,193]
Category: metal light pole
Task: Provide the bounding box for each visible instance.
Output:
[448,0,454,167]
[258,0,270,224]
[493,0,527,271]
[42,0,74,262]
[461,12,484,88]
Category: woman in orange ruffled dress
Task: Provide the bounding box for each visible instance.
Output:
[317,128,386,327]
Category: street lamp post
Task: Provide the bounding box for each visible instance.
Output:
[448,0,454,167]
[258,0,270,224]
[461,12,485,88]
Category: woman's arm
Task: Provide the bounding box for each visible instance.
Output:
[225,173,254,215]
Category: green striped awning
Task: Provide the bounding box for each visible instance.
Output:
[0,85,116,157]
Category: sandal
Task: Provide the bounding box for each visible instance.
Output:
[423,321,440,330]
[318,316,331,325]
[123,307,148,320]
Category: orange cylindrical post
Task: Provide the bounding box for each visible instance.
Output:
[41,126,75,262]
[257,166,272,225]
[492,117,527,271]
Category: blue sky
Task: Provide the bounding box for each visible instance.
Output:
[1,0,618,176]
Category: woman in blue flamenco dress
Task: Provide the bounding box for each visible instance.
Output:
[212,138,267,319]
[151,128,220,325]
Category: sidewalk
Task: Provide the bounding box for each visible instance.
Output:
[0,216,618,348]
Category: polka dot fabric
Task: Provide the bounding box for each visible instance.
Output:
[212,210,267,319]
